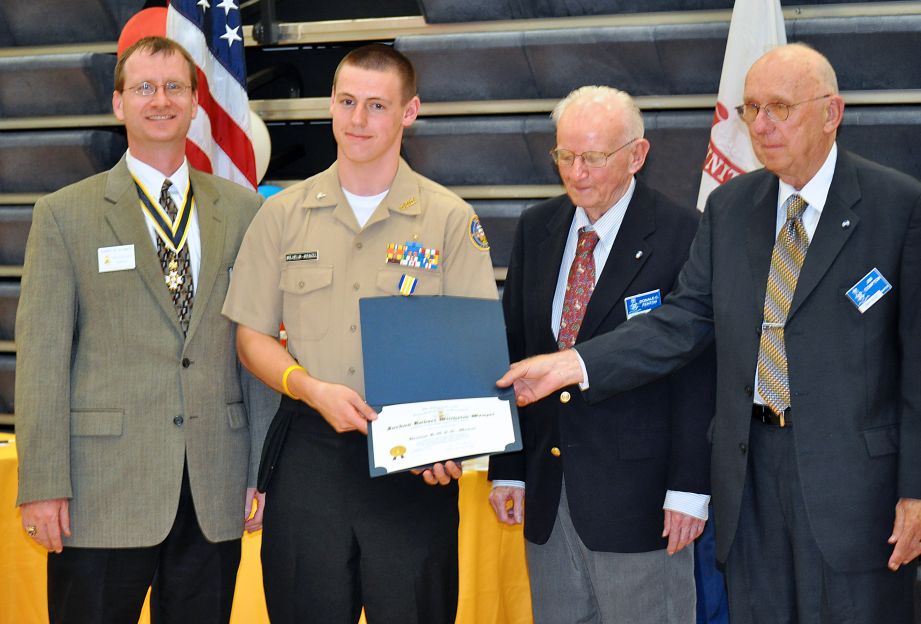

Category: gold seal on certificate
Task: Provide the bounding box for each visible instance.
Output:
[371,397,516,474]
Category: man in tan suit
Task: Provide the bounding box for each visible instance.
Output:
[15,36,275,623]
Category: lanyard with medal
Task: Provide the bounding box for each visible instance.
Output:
[133,177,194,292]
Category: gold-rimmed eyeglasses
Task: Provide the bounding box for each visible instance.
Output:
[735,94,832,123]
[550,138,638,168]
[124,81,192,98]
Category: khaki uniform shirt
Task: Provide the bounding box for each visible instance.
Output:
[223,159,498,396]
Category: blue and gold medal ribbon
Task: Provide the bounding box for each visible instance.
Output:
[398,274,417,296]
[133,176,194,254]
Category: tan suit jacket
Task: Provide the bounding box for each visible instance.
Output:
[15,157,278,547]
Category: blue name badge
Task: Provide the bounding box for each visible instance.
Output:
[846,268,892,314]
[624,289,662,320]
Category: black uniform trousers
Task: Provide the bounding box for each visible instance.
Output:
[726,418,915,624]
[47,460,242,624]
[261,398,459,624]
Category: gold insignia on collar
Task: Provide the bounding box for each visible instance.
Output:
[316,192,327,200]
[399,197,417,211]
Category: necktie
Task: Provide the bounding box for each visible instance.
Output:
[557,227,600,350]
[756,194,810,416]
[157,179,195,335]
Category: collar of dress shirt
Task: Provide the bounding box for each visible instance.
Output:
[125,149,190,208]
[776,142,837,217]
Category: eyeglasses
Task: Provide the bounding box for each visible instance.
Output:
[735,94,832,123]
[124,81,192,98]
[550,138,638,168]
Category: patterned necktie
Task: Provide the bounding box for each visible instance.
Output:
[756,194,810,415]
[157,179,194,335]
[557,227,600,350]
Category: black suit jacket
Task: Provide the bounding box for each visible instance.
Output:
[578,150,921,570]
[489,180,714,553]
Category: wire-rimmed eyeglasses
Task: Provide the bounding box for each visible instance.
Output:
[124,81,192,98]
[735,94,832,123]
[550,138,638,168]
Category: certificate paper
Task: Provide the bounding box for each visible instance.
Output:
[360,296,522,477]
[370,397,515,474]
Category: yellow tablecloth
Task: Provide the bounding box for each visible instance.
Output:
[0,433,532,624]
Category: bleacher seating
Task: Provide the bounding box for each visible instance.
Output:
[0,0,143,46]
[471,200,528,269]
[404,107,921,208]
[0,283,19,343]
[0,207,32,268]
[0,356,13,418]
[398,15,921,102]
[0,54,116,118]
[417,0,886,23]
[0,130,126,193]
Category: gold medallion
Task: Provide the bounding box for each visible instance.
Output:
[165,270,184,292]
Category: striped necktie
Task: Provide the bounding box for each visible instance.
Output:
[756,194,810,416]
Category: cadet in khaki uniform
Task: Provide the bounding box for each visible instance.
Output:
[222,44,497,624]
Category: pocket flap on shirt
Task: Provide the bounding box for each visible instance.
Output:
[279,265,333,294]
[70,410,124,437]
[863,424,898,457]
[376,268,442,295]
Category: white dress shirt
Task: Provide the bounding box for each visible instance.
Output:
[494,178,710,521]
[125,150,202,285]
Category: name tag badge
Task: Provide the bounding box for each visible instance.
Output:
[286,251,318,262]
[98,244,136,273]
[846,268,892,313]
[624,289,662,320]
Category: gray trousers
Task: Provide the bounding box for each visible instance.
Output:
[726,419,915,624]
[525,483,696,624]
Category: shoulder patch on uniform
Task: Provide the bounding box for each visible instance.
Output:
[468,215,490,251]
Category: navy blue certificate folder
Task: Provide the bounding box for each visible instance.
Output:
[359,296,522,476]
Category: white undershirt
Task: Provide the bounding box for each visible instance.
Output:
[342,187,389,228]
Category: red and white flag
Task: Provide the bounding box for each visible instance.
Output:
[166,0,257,189]
[697,0,786,210]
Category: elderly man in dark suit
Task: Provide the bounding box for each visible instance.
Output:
[488,86,714,623]
[497,43,921,623]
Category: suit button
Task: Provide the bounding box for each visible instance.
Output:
[744,385,753,397]
[173,415,184,427]
[550,447,561,457]
[559,391,571,404]
[182,357,191,368]
[739,442,747,455]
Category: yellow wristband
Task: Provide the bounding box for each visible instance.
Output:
[281,364,306,400]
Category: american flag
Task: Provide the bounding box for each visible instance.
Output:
[166,0,257,189]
